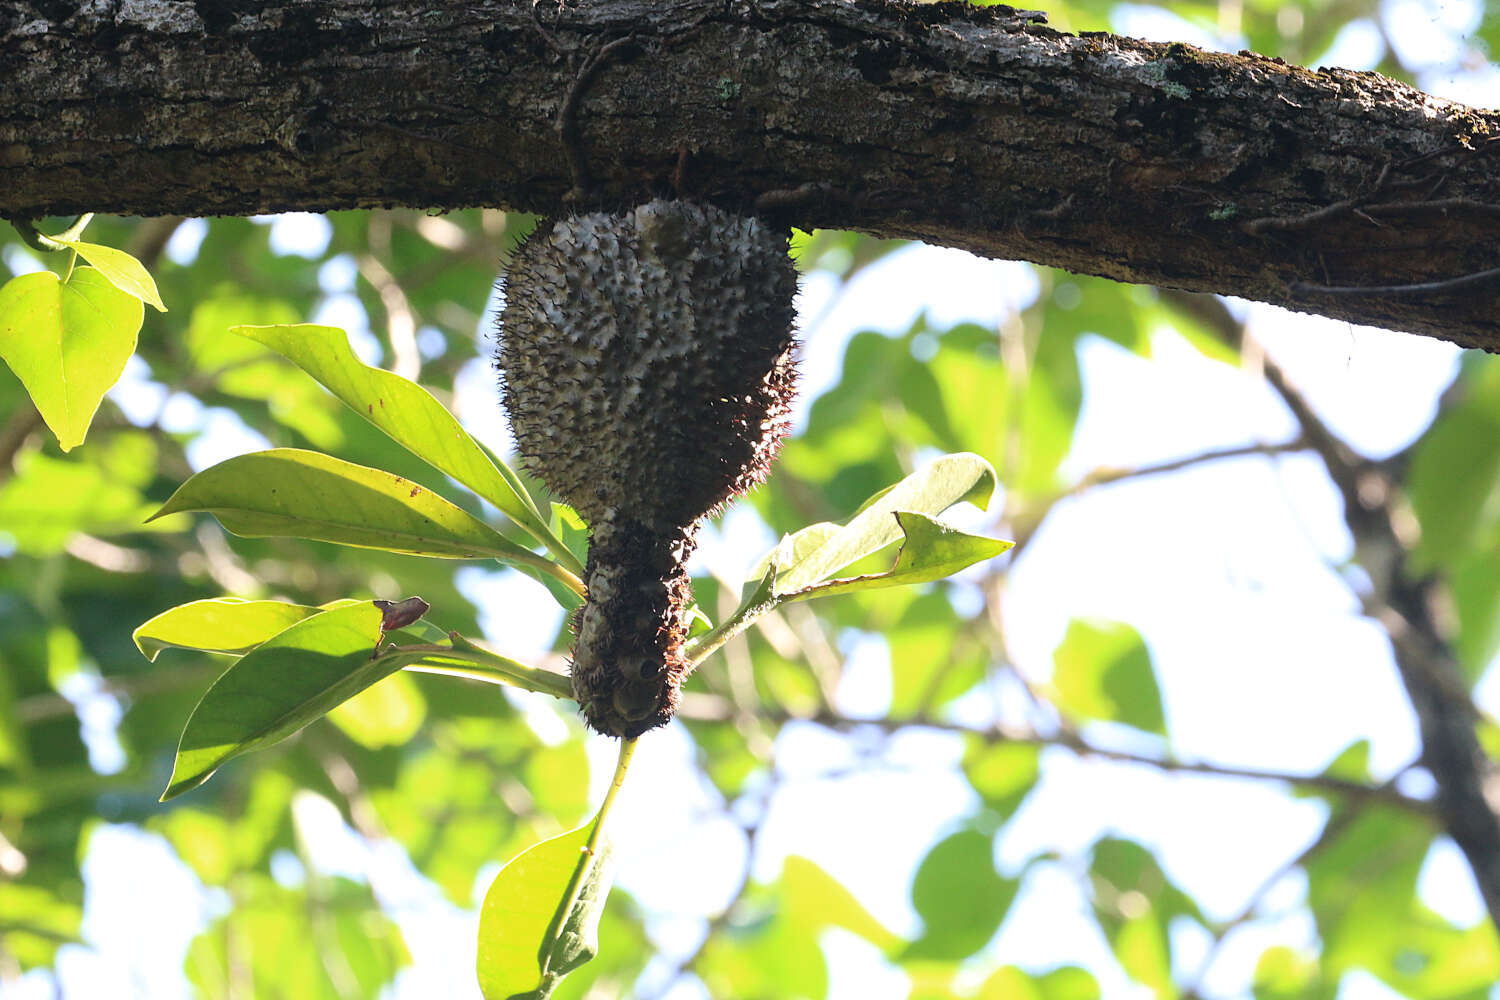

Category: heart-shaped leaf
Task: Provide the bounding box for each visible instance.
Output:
[148,448,547,567]
[0,268,143,451]
[53,240,166,311]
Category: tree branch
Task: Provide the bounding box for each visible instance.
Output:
[1166,288,1500,933]
[3,1,1499,346]
[675,697,1432,811]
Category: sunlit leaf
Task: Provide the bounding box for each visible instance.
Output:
[783,856,899,950]
[0,883,81,968]
[963,739,1041,816]
[162,603,435,800]
[477,823,614,1000]
[233,324,576,571]
[148,448,544,563]
[773,452,999,593]
[977,965,1101,1000]
[327,670,427,748]
[1052,619,1166,736]
[184,872,408,998]
[0,449,158,554]
[133,598,354,661]
[779,512,1011,601]
[1115,914,1172,997]
[903,828,1016,961]
[52,239,166,311]
[0,268,142,451]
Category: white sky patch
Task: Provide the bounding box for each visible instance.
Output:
[1318,18,1387,70]
[256,213,333,258]
[164,218,207,266]
[184,408,274,472]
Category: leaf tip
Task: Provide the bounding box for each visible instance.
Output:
[159,774,202,802]
[130,628,160,662]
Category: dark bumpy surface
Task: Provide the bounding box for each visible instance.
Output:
[497,200,798,737]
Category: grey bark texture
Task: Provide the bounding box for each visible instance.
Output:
[3,0,1499,348]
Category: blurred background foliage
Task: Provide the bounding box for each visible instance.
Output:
[1,0,1499,996]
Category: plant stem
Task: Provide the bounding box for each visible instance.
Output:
[538,736,637,979]
[496,546,586,599]
[386,633,574,700]
[8,214,93,252]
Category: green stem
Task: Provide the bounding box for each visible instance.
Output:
[10,214,94,253]
[474,437,586,579]
[63,249,77,282]
[539,737,637,979]
[385,633,574,700]
[502,546,586,599]
[683,571,779,669]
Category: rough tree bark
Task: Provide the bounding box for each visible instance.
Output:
[3,0,1499,347]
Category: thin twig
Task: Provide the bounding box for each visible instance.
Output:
[675,700,1431,811]
[1291,265,1500,298]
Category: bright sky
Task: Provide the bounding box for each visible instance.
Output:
[10,4,1499,999]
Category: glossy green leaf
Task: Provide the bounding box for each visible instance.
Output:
[903,828,1016,962]
[148,448,545,564]
[477,823,614,1000]
[780,512,1011,601]
[162,603,433,800]
[0,268,143,451]
[1052,619,1166,736]
[773,452,1000,594]
[53,239,166,310]
[232,324,577,572]
[133,598,354,661]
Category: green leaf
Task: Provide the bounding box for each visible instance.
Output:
[963,739,1041,816]
[53,239,167,311]
[0,268,143,451]
[477,823,615,1000]
[148,448,547,565]
[328,670,427,748]
[978,966,1101,1000]
[779,512,1011,601]
[0,447,159,554]
[1114,914,1172,998]
[903,828,1016,962]
[773,452,1000,593]
[232,324,577,573]
[133,598,348,661]
[1408,396,1500,574]
[1052,619,1166,736]
[782,856,899,950]
[162,603,434,800]
[0,883,81,968]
